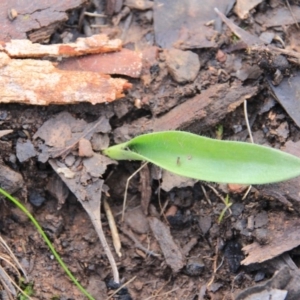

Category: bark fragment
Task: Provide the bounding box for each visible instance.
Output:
[0,52,131,105]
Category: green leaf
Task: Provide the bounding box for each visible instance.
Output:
[103,131,300,184]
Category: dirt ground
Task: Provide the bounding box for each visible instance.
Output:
[2,0,300,299]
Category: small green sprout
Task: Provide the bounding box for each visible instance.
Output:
[218,194,232,224]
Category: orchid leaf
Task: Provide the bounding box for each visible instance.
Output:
[103,131,300,184]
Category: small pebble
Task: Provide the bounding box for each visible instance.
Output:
[185,257,205,276]
[29,190,46,207]
[254,228,270,245]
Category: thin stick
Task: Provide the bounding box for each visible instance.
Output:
[103,198,122,257]
[201,185,212,205]
[207,238,220,287]
[286,0,299,29]
[122,161,148,222]
[120,226,161,257]
[106,276,137,300]
[244,100,254,144]
[84,12,107,18]
[0,235,27,280]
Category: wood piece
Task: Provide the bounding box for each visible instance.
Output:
[242,211,300,265]
[0,0,85,42]
[113,81,258,142]
[3,34,122,58]
[139,164,151,215]
[148,217,185,273]
[0,52,131,105]
[58,48,142,78]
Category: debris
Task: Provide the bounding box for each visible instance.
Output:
[46,175,69,210]
[0,52,130,105]
[3,34,122,58]
[103,198,122,257]
[148,217,185,273]
[234,0,263,19]
[267,73,300,128]
[0,0,86,42]
[256,5,300,28]
[199,215,212,235]
[0,129,13,138]
[124,207,150,234]
[185,257,205,276]
[139,164,151,215]
[153,0,234,48]
[58,48,143,78]
[235,266,297,300]
[91,133,110,151]
[165,49,200,83]
[83,154,116,177]
[34,112,112,160]
[224,240,244,273]
[0,160,24,194]
[161,170,197,192]
[113,81,258,142]
[215,8,263,46]
[259,32,275,44]
[49,160,120,283]
[258,140,300,211]
[78,139,94,157]
[242,211,300,265]
[28,190,46,207]
[124,0,154,10]
[16,139,36,162]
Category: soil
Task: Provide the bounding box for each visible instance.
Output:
[2,1,300,300]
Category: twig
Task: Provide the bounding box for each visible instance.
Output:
[122,161,148,222]
[244,100,253,144]
[106,276,137,300]
[207,238,221,287]
[201,184,212,205]
[286,0,299,29]
[84,12,107,18]
[103,198,122,257]
[120,226,161,257]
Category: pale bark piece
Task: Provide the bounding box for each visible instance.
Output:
[148,217,185,273]
[58,48,142,78]
[0,52,131,105]
[4,35,122,58]
[113,81,258,143]
[0,160,24,194]
[234,0,263,19]
[242,211,300,265]
[0,0,85,42]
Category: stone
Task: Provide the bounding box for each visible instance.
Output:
[165,49,200,83]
